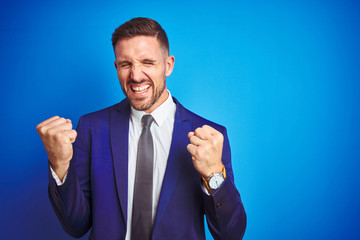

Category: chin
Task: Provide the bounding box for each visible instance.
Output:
[129,99,153,111]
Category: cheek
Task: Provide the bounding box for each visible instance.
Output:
[117,71,127,83]
[149,67,166,82]
[117,76,127,90]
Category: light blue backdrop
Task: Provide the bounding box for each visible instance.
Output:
[1,0,359,239]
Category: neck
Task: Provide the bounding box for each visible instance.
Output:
[145,88,169,113]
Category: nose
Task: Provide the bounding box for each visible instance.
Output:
[130,63,143,82]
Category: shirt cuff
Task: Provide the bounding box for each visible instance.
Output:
[201,181,210,195]
[201,179,227,195]
[50,165,68,186]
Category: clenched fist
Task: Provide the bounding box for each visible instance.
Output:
[36,116,77,181]
[187,125,224,179]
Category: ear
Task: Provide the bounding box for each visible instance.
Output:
[114,60,118,70]
[165,55,175,77]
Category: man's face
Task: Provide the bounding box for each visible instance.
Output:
[114,36,174,113]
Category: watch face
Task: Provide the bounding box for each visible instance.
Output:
[209,174,224,189]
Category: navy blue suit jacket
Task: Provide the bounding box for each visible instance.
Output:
[48,97,246,239]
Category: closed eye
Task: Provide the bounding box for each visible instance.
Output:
[118,61,131,68]
[142,59,156,65]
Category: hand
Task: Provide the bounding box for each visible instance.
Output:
[36,116,77,181]
[187,125,224,178]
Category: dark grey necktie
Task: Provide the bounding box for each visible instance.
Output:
[131,114,154,240]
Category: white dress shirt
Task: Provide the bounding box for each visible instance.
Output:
[126,91,176,239]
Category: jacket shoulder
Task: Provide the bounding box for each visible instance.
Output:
[175,98,226,133]
[79,99,129,123]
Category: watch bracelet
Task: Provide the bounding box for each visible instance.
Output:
[202,164,226,190]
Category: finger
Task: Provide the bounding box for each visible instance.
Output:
[203,125,224,144]
[63,130,77,143]
[64,129,77,139]
[36,116,60,130]
[202,125,220,136]
[38,118,68,136]
[194,127,211,140]
[48,122,73,134]
[188,132,195,138]
[45,117,68,128]
[187,143,197,156]
[189,135,205,146]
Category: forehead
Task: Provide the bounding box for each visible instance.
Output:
[114,36,163,59]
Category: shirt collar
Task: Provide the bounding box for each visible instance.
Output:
[130,90,175,127]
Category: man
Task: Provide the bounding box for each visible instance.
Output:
[36,17,246,239]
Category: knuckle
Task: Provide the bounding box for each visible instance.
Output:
[194,128,201,135]
[214,133,223,142]
[186,144,191,151]
[47,128,55,136]
[195,149,200,156]
[36,125,44,134]
[213,132,224,143]
[40,127,48,136]
[218,132,223,139]
[53,131,63,141]
[196,148,203,156]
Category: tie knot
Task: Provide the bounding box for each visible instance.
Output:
[142,114,154,128]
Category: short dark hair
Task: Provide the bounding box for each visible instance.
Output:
[111,17,169,55]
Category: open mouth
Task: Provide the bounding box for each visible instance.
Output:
[131,84,150,93]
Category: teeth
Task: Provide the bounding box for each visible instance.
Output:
[132,85,150,92]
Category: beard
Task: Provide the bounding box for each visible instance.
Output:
[123,78,166,112]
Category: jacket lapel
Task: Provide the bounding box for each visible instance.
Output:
[153,98,193,230]
[110,99,130,227]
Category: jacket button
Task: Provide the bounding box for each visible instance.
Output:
[217,203,222,208]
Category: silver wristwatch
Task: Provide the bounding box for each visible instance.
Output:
[203,165,226,190]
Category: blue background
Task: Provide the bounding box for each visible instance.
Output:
[1,0,359,239]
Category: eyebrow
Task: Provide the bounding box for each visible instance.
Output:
[117,60,131,64]
[141,58,157,63]
[117,58,157,65]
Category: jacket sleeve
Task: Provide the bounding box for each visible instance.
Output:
[203,127,247,240]
[48,116,92,238]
